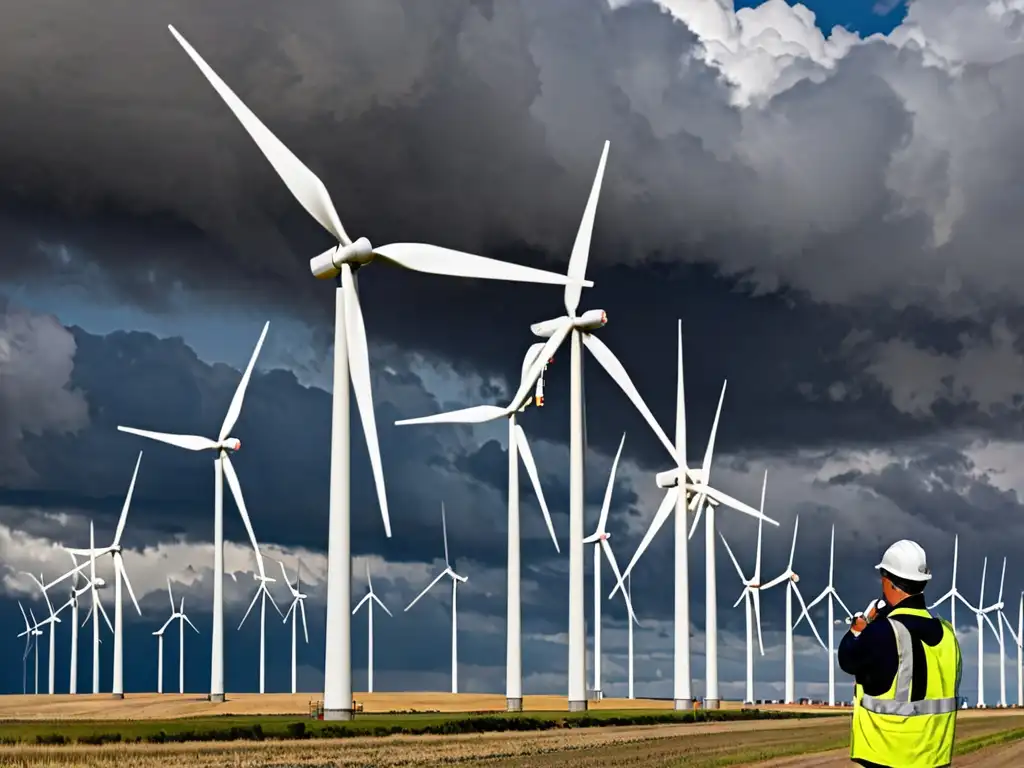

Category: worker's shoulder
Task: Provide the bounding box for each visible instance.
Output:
[860,615,898,643]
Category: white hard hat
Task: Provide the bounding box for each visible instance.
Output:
[875,539,932,582]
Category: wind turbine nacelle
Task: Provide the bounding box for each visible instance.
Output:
[656,469,680,488]
[309,237,374,279]
[221,437,241,451]
[530,316,570,339]
[574,309,607,331]
[790,573,800,583]
[93,577,106,588]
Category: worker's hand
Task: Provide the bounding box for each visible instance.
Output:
[865,601,881,622]
[850,615,869,634]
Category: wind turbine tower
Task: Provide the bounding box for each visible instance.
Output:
[352,563,392,694]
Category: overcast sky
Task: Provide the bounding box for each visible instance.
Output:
[2,0,1023,704]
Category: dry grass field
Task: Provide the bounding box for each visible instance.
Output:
[0,691,851,721]
[0,712,1021,767]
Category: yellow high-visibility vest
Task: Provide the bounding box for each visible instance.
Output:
[850,605,962,767]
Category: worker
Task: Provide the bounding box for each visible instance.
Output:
[838,539,962,768]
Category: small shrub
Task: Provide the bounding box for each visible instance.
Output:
[35,733,67,745]
[286,722,307,739]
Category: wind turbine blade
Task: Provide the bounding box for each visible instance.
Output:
[600,538,636,624]
[265,585,284,618]
[520,343,545,388]
[299,600,309,643]
[699,380,727,487]
[789,516,800,568]
[374,243,593,288]
[341,264,391,538]
[753,472,766,581]
[595,432,626,536]
[611,487,678,599]
[117,557,142,615]
[184,614,200,634]
[285,600,298,622]
[806,588,829,611]
[167,577,175,613]
[221,454,265,578]
[760,571,792,591]
[955,591,977,614]
[113,451,143,546]
[687,502,704,541]
[580,333,676,461]
[96,599,114,633]
[928,590,953,610]
[441,503,450,567]
[219,321,269,441]
[238,587,261,630]
[514,425,559,553]
[352,594,371,615]
[732,587,748,610]
[1001,612,1020,647]
[18,602,29,630]
[718,532,747,582]
[998,557,1007,604]
[167,26,350,245]
[157,615,176,634]
[834,592,854,619]
[828,525,836,588]
[81,604,93,629]
[395,404,510,426]
[405,570,447,612]
[117,426,217,451]
[371,593,393,618]
[278,560,294,594]
[698,484,779,526]
[793,584,826,650]
[980,557,988,607]
[563,140,609,317]
[365,561,373,595]
[983,610,999,639]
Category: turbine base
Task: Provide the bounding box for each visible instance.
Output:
[704,698,721,709]
[567,699,588,712]
[506,698,523,712]
[209,693,226,703]
[111,693,124,700]
[674,698,694,710]
[323,708,354,721]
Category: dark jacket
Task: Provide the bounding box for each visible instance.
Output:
[837,593,946,699]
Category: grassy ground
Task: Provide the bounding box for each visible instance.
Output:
[0,707,826,744]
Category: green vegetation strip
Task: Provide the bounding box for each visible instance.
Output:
[0,708,832,746]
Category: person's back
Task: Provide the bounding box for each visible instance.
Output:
[838,540,962,768]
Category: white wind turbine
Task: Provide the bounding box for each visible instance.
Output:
[718,471,769,705]
[1010,592,1024,707]
[56,452,143,699]
[168,24,591,721]
[115,323,268,703]
[16,603,37,695]
[78,522,114,694]
[353,563,392,694]
[154,579,199,695]
[280,559,310,695]
[21,572,61,695]
[405,504,468,694]
[238,555,283,695]
[968,557,1002,708]
[396,341,559,712]
[612,323,777,710]
[581,432,636,700]
[798,525,853,707]
[63,549,103,695]
[994,557,1009,708]
[760,516,826,704]
[929,535,973,638]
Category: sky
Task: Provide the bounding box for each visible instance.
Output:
[1,0,1023,705]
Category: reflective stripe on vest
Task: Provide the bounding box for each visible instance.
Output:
[859,619,958,716]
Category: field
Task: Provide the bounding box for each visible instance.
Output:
[0,694,1021,766]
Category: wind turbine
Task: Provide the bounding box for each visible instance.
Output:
[78,522,114,694]
[25,608,43,694]
[396,341,559,712]
[625,575,637,700]
[280,559,310,695]
[16,603,34,695]
[238,555,283,695]
[612,323,778,710]
[1010,592,1024,707]
[63,549,102,695]
[760,516,826,704]
[353,563,392,694]
[115,323,268,704]
[994,557,1010,708]
[718,471,769,705]
[929,535,972,637]
[154,579,199,695]
[57,452,143,699]
[581,432,636,701]
[405,504,468,694]
[21,572,61,695]
[969,557,1001,708]
[799,525,853,707]
[167,24,591,722]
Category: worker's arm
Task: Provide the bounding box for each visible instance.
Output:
[837,617,898,694]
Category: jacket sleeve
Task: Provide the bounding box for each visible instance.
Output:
[838,619,899,696]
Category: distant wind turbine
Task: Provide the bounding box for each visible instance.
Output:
[280,559,310,695]
[405,504,468,694]
[21,572,62,695]
[154,579,199,694]
[353,563,392,694]
[238,554,283,695]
